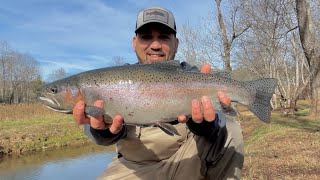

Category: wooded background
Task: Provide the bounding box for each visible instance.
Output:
[1,0,319,117]
[177,0,320,116]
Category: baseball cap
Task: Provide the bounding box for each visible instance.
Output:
[135,7,176,34]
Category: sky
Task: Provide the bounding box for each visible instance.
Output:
[0,0,215,80]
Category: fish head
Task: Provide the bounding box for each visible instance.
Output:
[37,79,84,114]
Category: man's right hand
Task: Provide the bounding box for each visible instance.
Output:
[73,100,124,134]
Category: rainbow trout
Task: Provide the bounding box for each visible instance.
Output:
[38,61,277,136]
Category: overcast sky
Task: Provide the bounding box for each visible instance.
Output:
[0,0,215,80]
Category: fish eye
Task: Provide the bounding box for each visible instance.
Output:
[49,86,58,94]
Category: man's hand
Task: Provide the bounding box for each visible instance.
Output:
[73,100,124,134]
[178,63,231,123]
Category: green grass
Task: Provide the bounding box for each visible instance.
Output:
[0,104,92,156]
[244,123,282,146]
[295,109,310,116]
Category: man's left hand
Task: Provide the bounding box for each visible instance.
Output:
[178,63,231,123]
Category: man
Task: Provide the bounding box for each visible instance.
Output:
[73,7,244,180]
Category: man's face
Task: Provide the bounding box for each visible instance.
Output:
[133,23,179,64]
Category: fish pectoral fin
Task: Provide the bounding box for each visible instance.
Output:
[85,106,113,124]
[214,102,238,116]
[156,122,180,136]
[103,114,113,124]
[84,106,105,117]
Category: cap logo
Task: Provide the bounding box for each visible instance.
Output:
[146,11,165,17]
[143,9,169,24]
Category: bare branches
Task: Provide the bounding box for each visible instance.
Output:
[0,41,41,104]
[112,56,126,66]
[231,23,251,43]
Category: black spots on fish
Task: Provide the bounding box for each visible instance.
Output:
[172,76,177,81]
[109,97,113,101]
[166,74,173,81]
[246,78,278,95]
[244,78,278,123]
[93,80,100,87]
[176,74,199,83]
[128,112,134,117]
[148,73,156,82]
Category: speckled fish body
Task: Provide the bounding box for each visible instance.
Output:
[38,61,277,132]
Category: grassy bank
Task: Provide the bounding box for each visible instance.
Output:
[239,105,320,179]
[0,103,92,157]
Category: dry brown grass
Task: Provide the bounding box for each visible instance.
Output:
[0,103,55,121]
[240,108,320,179]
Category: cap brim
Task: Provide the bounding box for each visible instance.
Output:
[135,21,176,34]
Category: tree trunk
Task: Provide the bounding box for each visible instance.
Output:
[310,70,320,116]
[215,0,232,73]
[296,0,320,117]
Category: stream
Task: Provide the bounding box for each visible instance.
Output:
[0,144,116,180]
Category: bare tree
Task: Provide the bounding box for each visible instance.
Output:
[177,23,212,68]
[0,41,11,103]
[0,41,41,104]
[296,0,320,116]
[47,68,66,82]
[214,0,251,73]
[178,0,250,71]
[20,54,41,102]
[112,56,125,66]
[232,0,312,113]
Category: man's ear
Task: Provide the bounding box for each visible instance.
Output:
[132,36,137,52]
[175,38,179,53]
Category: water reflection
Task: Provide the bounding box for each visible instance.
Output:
[0,144,116,180]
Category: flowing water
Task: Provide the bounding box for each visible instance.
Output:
[0,144,116,180]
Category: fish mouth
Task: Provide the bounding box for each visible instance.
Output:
[38,96,73,114]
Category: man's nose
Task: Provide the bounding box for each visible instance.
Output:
[150,40,161,50]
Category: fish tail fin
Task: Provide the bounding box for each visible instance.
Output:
[244,78,278,123]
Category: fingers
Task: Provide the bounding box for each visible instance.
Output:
[200,63,211,74]
[73,101,90,124]
[190,96,217,123]
[177,115,187,123]
[73,100,124,134]
[201,96,216,122]
[94,100,104,108]
[109,114,124,134]
[191,99,203,123]
[217,91,231,108]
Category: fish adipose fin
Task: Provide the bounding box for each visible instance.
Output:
[156,122,181,136]
[245,78,278,123]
